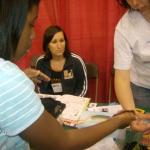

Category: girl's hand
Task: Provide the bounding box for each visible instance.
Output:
[24,68,50,84]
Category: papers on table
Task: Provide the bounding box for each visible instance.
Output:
[38,93,123,127]
[76,111,107,128]
[37,93,90,126]
[76,104,123,128]
[88,104,123,117]
[37,93,60,99]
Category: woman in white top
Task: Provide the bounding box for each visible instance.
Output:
[114,0,150,110]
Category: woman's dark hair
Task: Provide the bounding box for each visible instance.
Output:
[117,0,131,8]
[43,25,71,61]
[0,0,40,60]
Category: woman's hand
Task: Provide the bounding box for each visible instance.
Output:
[24,68,50,84]
[131,113,150,134]
[131,119,150,134]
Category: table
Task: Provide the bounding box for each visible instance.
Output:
[64,103,150,149]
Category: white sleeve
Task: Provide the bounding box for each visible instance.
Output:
[114,30,133,70]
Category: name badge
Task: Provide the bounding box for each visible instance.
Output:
[51,83,62,93]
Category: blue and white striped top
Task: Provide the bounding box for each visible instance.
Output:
[0,58,44,150]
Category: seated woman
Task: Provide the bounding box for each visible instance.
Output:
[36,25,87,96]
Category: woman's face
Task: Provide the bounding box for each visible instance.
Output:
[14,5,38,61]
[48,31,66,58]
[127,0,150,12]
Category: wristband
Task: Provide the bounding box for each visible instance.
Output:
[135,108,145,114]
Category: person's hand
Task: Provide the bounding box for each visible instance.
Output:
[114,110,136,129]
[24,68,50,84]
[131,119,150,134]
[137,113,150,120]
[130,113,150,134]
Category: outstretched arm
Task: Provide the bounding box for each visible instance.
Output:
[20,110,135,150]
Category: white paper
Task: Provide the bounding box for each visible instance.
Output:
[88,105,123,117]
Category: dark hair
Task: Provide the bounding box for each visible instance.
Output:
[0,0,40,60]
[43,25,71,60]
[117,0,131,8]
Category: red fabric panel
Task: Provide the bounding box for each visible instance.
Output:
[16,0,125,102]
[56,0,125,102]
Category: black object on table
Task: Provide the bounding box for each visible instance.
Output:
[41,98,66,118]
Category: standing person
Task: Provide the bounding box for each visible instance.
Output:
[114,0,150,110]
[36,25,87,96]
[0,0,136,149]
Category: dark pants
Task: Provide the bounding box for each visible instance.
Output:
[131,83,150,108]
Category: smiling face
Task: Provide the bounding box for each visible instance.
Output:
[13,5,38,61]
[48,31,66,58]
[127,0,150,11]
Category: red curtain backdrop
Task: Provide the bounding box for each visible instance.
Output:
[16,0,125,102]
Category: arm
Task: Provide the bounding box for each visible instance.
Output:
[115,69,135,110]
[20,110,135,150]
[24,68,50,84]
[142,114,150,119]
[114,22,135,110]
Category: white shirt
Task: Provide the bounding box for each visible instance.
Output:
[114,10,150,89]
